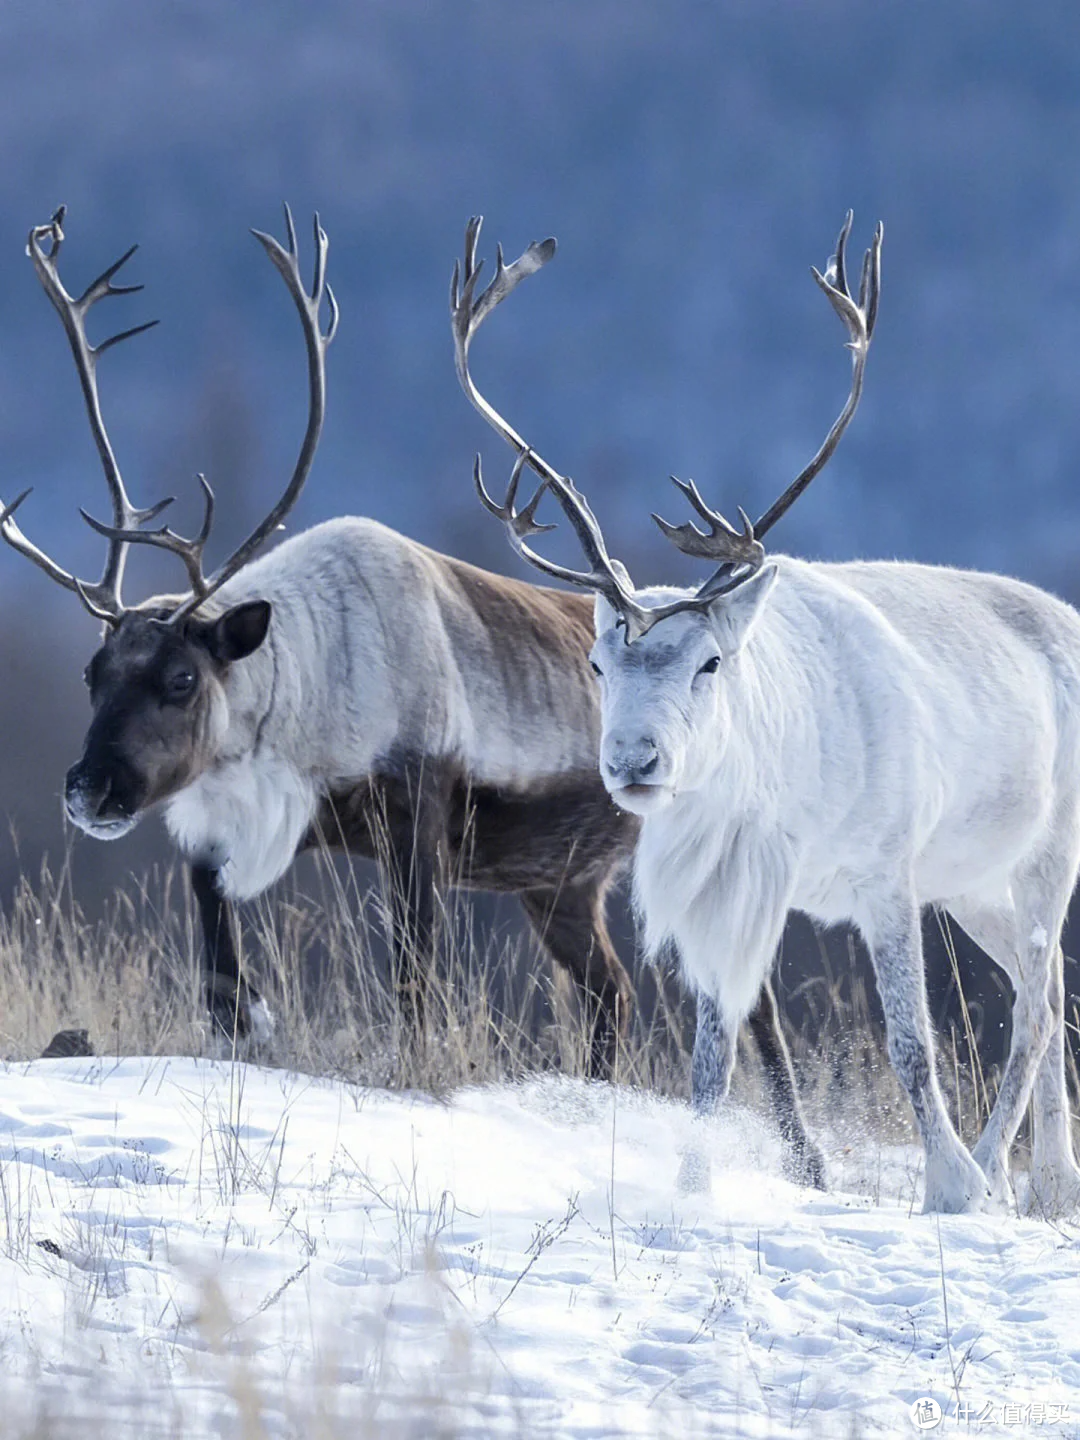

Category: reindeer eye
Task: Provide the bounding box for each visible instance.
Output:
[166,669,196,701]
[696,656,721,677]
[590,661,603,678]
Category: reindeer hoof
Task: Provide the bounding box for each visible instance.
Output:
[1025,1165,1080,1219]
[922,1147,991,1215]
[207,986,275,1056]
[786,1141,828,1191]
[676,1144,712,1194]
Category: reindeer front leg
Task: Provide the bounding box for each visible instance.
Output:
[190,862,272,1049]
[677,990,736,1192]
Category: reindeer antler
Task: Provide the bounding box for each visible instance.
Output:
[652,210,883,600]
[453,216,669,640]
[457,211,883,638]
[1,205,337,627]
[0,207,162,623]
[83,205,339,622]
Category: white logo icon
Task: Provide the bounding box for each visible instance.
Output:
[911,1398,943,1430]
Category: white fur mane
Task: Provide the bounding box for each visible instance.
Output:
[165,753,317,900]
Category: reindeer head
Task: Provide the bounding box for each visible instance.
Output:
[453,211,881,812]
[65,601,271,837]
[1,206,337,838]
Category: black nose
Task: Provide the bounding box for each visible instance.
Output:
[65,764,124,822]
[605,746,661,784]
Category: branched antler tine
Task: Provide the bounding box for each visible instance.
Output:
[95,318,160,357]
[648,212,881,611]
[170,208,335,621]
[76,243,142,306]
[249,227,292,280]
[450,218,482,319]
[864,222,883,339]
[510,482,554,538]
[475,450,635,615]
[1,488,93,597]
[453,218,650,626]
[450,215,559,492]
[471,237,557,337]
[73,578,118,624]
[283,202,298,258]
[79,473,214,599]
[810,264,864,337]
[14,211,163,621]
[26,225,133,448]
[670,475,745,536]
[310,212,328,303]
[452,217,651,634]
[473,452,554,537]
[832,209,853,300]
[652,476,764,566]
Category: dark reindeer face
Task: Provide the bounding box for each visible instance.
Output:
[64,601,271,840]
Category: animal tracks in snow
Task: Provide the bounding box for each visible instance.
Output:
[0,1058,1077,1437]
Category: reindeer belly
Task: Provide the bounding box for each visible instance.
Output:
[913,766,1054,903]
[313,768,635,894]
[447,773,636,892]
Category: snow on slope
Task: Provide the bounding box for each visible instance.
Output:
[0,1058,1077,1438]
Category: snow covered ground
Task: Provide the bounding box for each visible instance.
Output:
[0,1057,1077,1438]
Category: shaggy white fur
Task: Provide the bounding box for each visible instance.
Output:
[165,752,317,900]
[591,556,1080,1216]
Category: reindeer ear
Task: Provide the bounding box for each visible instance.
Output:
[206,600,272,663]
[706,564,778,657]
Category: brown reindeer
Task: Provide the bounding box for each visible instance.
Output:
[0,207,824,1186]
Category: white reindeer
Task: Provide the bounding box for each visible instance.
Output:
[453,211,1080,1216]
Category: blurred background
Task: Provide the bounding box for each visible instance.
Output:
[2,0,1078,1051]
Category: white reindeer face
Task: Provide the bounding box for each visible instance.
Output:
[589,566,778,814]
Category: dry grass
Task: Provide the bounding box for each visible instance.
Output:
[0,841,1049,1161]
[0,847,694,1097]
[5,795,1078,1193]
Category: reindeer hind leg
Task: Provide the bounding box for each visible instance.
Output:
[518,880,633,1080]
[745,979,826,1189]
